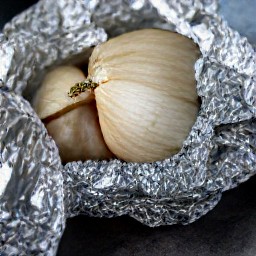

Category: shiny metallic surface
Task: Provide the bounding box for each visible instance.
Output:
[0,0,255,255]
[0,91,65,255]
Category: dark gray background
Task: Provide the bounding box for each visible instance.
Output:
[1,1,256,255]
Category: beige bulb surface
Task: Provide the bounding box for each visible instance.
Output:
[33,29,200,163]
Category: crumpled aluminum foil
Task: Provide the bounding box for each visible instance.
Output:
[0,0,255,255]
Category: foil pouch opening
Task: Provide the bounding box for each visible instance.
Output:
[0,0,255,255]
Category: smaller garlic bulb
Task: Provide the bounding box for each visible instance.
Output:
[33,65,91,120]
[33,66,113,163]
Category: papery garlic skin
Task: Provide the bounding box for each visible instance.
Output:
[89,29,200,162]
[33,66,113,163]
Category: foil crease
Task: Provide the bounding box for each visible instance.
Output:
[0,0,255,255]
[0,91,65,255]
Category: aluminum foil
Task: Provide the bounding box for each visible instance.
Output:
[0,0,255,255]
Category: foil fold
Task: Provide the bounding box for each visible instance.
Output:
[0,0,255,255]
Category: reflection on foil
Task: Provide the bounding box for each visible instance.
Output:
[0,163,12,197]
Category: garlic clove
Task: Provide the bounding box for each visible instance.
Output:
[89,29,200,162]
[33,65,93,120]
[46,101,113,162]
[95,80,198,162]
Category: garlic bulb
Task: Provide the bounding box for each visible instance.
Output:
[33,66,113,163]
[87,29,200,162]
[33,29,200,163]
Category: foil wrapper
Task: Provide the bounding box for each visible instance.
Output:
[0,0,255,255]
